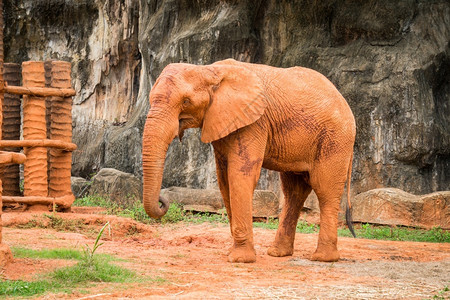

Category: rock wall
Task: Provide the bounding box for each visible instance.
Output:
[4,0,450,196]
[4,0,142,178]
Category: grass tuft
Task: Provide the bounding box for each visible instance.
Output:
[52,256,134,285]
[11,247,115,262]
[12,247,84,260]
[0,280,58,297]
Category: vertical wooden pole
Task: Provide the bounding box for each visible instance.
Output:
[48,61,74,207]
[1,63,22,196]
[45,61,52,183]
[22,62,48,198]
[44,61,52,136]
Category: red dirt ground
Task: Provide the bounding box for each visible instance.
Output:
[2,209,449,299]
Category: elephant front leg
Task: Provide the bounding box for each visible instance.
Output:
[268,172,312,257]
[225,148,264,263]
[227,173,258,263]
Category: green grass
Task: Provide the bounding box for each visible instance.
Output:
[51,256,134,285]
[0,280,59,298]
[12,247,84,260]
[338,223,450,243]
[252,218,449,243]
[11,247,116,262]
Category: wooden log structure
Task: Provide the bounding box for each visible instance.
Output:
[0,0,77,267]
[0,61,78,210]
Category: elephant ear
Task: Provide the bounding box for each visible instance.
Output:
[201,65,267,143]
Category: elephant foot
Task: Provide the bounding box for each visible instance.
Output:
[267,244,293,257]
[310,248,340,262]
[267,234,294,257]
[227,244,256,263]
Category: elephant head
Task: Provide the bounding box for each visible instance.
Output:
[142,60,267,218]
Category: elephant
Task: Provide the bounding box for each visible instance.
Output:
[142,58,356,263]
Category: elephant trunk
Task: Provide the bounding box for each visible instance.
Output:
[142,114,177,219]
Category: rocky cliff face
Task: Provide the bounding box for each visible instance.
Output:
[4,0,450,195]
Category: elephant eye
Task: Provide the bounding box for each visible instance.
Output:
[182,98,190,106]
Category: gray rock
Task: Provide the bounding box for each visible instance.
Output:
[71,177,90,199]
[352,188,450,229]
[89,168,143,205]
[161,187,280,218]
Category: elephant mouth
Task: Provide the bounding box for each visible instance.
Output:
[178,117,195,141]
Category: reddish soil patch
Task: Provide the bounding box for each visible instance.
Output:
[4,258,75,281]
[2,210,449,299]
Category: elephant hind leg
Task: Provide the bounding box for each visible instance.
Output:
[309,159,350,262]
[268,172,312,257]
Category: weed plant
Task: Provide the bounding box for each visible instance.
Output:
[82,222,109,265]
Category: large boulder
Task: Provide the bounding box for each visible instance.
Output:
[89,168,142,204]
[352,188,450,229]
[161,187,280,218]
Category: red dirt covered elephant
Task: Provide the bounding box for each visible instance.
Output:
[142,59,356,263]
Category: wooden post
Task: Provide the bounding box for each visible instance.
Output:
[48,61,75,208]
[22,62,48,198]
[45,61,52,184]
[0,63,22,196]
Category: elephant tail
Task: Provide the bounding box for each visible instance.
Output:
[346,153,356,238]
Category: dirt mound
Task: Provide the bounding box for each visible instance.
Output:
[3,210,154,238]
